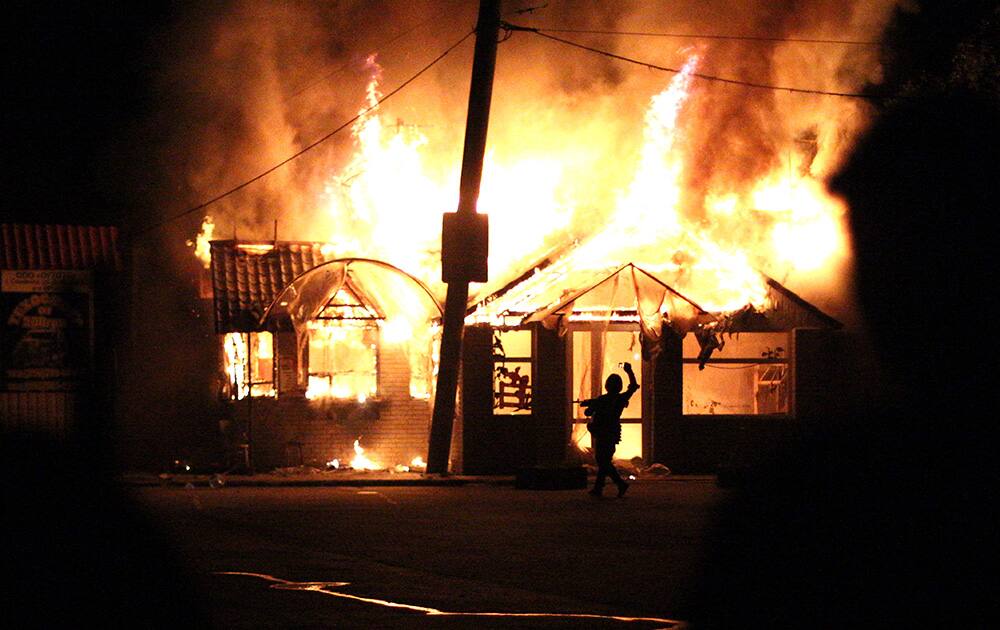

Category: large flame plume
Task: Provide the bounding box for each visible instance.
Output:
[175,1,899,401]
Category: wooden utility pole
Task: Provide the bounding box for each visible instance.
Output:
[426,0,501,474]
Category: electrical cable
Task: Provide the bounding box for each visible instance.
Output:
[520,26,881,46]
[133,28,475,237]
[504,22,877,99]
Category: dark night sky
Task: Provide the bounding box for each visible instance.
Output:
[1,2,175,227]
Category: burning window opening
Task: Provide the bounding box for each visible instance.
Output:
[305,321,378,402]
[408,322,439,399]
[222,332,275,400]
[302,278,383,403]
[682,332,790,415]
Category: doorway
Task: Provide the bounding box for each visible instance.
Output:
[569,327,644,460]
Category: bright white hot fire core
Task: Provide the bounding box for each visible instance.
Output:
[198,49,853,402]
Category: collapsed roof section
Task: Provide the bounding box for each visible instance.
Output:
[210,239,839,339]
[466,258,840,339]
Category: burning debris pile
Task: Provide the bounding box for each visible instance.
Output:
[317,438,426,474]
[264,438,427,476]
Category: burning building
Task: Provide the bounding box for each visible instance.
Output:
[209,239,439,471]
[462,261,842,474]
[183,1,895,474]
[208,236,842,474]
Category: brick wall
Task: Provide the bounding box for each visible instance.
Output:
[237,344,431,471]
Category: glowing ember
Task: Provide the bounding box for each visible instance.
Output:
[350,439,381,471]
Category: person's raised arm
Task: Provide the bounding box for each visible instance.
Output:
[622,362,639,398]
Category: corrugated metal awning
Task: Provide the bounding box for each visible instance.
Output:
[1,224,122,271]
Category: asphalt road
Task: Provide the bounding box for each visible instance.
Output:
[130,480,724,628]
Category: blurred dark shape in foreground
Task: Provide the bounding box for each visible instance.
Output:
[686,89,996,627]
[2,430,208,626]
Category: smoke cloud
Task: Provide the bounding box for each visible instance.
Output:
[150,0,899,311]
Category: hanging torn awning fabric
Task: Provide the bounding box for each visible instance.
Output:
[521,263,708,342]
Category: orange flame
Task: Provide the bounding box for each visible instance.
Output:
[223,332,249,399]
[350,438,380,471]
[201,46,857,402]
[187,216,215,269]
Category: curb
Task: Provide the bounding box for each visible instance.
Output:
[122,473,715,488]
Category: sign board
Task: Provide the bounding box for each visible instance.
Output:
[1,270,93,391]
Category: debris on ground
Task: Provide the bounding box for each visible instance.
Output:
[644,463,672,476]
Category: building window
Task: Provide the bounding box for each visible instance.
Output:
[570,328,643,460]
[222,332,275,400]
[306,320,378,402]
[682,332,789,415]
[493,329,532,415]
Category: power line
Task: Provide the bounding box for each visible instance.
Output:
[505,23,876,99]
[519,26,881,46]
[134,28,475,237]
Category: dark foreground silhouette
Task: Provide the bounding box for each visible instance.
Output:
[685,91,995,627]
[2,431,208,627]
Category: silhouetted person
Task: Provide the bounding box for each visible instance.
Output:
[581,362,639,497]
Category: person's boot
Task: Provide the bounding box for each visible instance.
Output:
[588,486,603,498]
[617,481,629,498]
